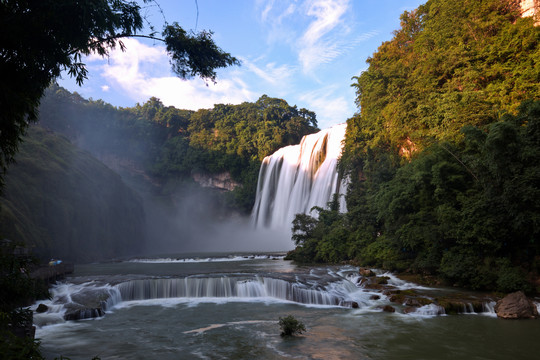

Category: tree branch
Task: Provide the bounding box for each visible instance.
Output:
[69,34,165,56]
[440,143,479,182]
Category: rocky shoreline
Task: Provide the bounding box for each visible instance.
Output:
[357,268,539,319]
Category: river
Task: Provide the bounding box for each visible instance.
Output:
[32,253,540,359]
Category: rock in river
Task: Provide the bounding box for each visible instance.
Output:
[494,291,539,319]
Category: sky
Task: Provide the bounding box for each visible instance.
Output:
[58,0,426,130]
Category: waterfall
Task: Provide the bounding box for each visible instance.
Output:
[32,273,363,327]
[251,123,348,229]
[117,276,353,306]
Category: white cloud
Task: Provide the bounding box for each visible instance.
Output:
[257,1,298,45]
[302,0,349,44]
[256,0,360,76]
[260,0,276,22]
[298,86,353,128]
[241,57,296,86]
[258,0,296,25]
[101,85,110,92]
[143,76,256,110]
[88,38,255,109]
[298,0,351,74]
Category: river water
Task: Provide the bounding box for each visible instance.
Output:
[33,254,540,359]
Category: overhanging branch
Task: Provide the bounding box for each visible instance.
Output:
[68,34,165,56]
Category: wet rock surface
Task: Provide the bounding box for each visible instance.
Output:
[61,286,113,321]
[356,270,500,316]
[64,306,104,321]
[35,303,49,313]
[495,291,539,319]
[359,268,376,277]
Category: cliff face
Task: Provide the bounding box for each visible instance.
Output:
[521,0,539,25]
[0,126,146,263]
[191,172,240,192]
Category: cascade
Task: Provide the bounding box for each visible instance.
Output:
[251,123,348,229]
[117,276,356,306]
[32,274,364,325]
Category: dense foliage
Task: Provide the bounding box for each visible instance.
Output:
[0,0,238,188]
[347,0,539,156]
[0,241,48,360]
[288,0,540,293]
[38,86,318,212]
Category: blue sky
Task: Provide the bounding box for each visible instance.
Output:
[58,0,425,129]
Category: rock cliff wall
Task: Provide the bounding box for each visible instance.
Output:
[192,172,240,192]
[521,0,539,25]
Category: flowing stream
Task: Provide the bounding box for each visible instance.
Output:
[32,254,540,359]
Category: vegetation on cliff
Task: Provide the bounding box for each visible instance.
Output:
[0,126,146,263]
[287,0,540,293]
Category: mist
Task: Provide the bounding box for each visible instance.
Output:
[141,185,294,256]
[32,86,302,261]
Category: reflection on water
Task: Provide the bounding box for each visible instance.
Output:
[34,254,540,360]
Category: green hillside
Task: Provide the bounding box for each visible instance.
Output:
[0,126,146,263]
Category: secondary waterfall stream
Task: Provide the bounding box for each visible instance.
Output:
[251,123,348,229]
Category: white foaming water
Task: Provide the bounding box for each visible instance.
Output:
[482,301,497,316]
[116,275,363,308]
[251,123,348,229]
[378,271,433,290]
[128,254,285,263]
[412,304,446,317]
[33,266,377,330]
[32,282,120,327]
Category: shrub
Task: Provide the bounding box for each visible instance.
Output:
[278,315,306,337]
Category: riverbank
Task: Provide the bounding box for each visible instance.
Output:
[356,268,540,319]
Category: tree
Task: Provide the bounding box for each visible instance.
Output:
[0,0,240,187]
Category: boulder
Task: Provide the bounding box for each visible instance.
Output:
[495,291,539,319]
[35,303,49,313]
[374,276,390,285]
[64,306,104,321]
[403,307,417,314]
[363,282,385,290]
[357,277,368,286]
[382,305,396,313]
[359,268,375,277]
[404,298,421,307]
